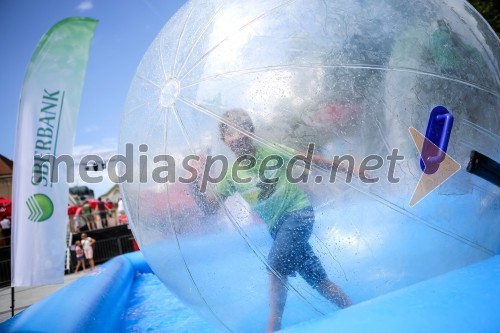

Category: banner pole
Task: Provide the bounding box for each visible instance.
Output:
[11,286,14,317]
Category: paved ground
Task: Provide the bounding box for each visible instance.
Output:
[0,272,86,323]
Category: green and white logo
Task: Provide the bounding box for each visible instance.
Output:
[26,194,54,222]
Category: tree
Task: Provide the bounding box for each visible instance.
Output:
[468,0,499,34]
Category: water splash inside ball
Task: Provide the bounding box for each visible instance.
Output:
[120,0,499,331]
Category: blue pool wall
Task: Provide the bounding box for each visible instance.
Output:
[282,255,500,333]
[1,252,151,333]
[2,252,500,332]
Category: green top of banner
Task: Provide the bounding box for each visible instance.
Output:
[31,17,98,62]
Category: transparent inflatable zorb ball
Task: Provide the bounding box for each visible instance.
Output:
[120,0,499,331]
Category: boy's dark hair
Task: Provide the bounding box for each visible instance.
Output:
[219,108,254,140]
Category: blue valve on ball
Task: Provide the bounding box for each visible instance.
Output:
[420,106,454,175]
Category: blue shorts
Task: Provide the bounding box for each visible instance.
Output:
[267,207,327,287]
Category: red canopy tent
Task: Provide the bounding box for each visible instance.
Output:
[86,200,114,210]
[67,205,79,216]
[0,197,12,219]
[67,200,114,215]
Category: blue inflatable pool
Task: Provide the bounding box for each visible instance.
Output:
[1,251,499,332]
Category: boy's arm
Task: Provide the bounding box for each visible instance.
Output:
[188,154,229,215]
[189,181,226,215]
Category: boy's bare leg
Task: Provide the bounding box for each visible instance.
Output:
[316,279,352,308]
[267,272,288,333]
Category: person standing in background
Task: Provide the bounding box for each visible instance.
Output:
[82,201,96,230]
[73,240,86,273]
[117,198,125,224]
[73,206,83,232]
[0,216,11,246]
[96,197,109,228]
[81,233,96,270]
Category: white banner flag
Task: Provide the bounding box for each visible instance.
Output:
[12,17,97,286]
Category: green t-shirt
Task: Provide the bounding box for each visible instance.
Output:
[214,144,310,230]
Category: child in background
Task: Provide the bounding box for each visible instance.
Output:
[74,240,86,274]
